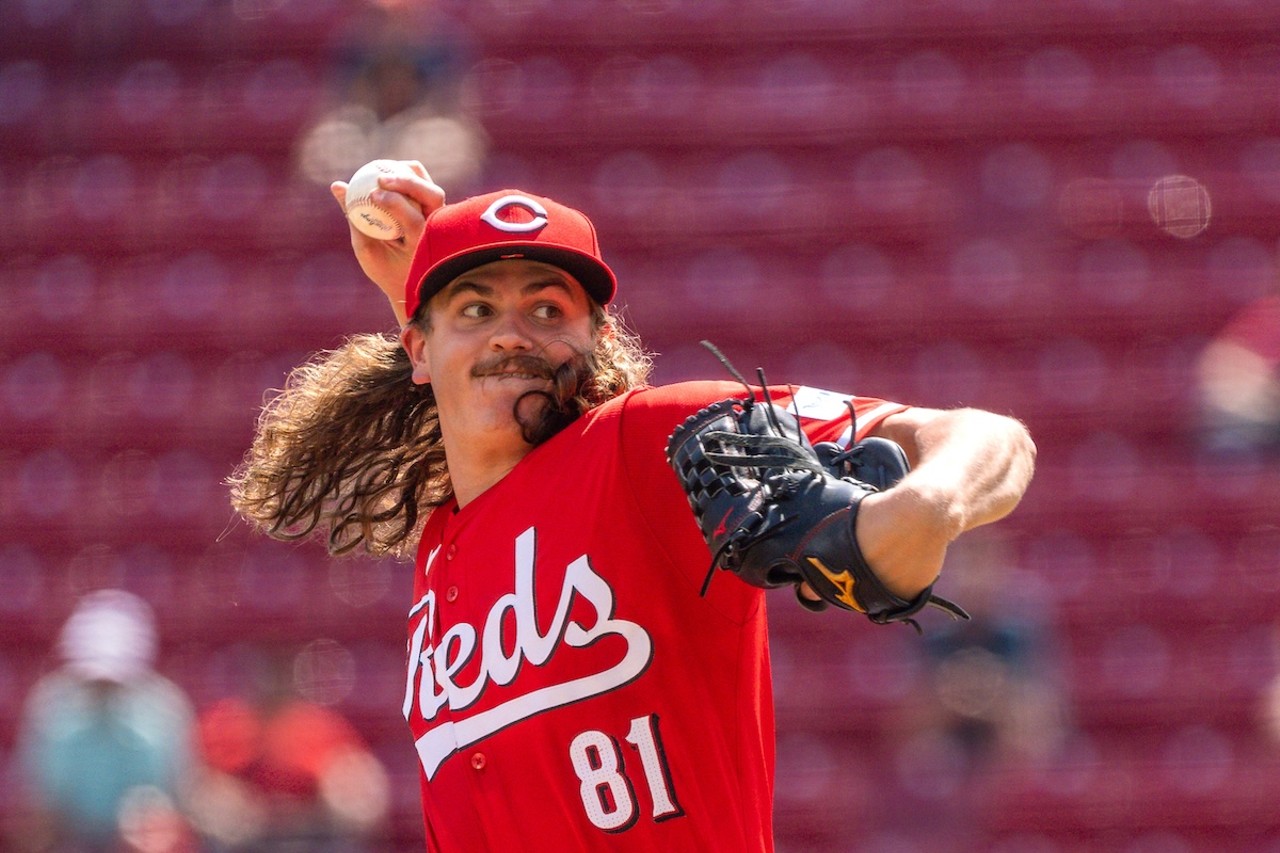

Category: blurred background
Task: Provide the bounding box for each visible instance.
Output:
[2,0,1279,850]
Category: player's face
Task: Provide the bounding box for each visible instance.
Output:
[403,259,597,448]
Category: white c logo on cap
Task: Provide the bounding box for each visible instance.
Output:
[480,195,549,233]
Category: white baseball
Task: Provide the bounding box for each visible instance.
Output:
[344,160,413,240]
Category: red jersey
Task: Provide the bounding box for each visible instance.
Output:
[1220,294,1280,367]
[402,380,906,852]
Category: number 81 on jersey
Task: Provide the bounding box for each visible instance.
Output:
[569,714,684,832]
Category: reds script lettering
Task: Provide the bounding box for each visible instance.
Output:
[404,527,654,780]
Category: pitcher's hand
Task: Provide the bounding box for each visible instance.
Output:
[332,160,446,325]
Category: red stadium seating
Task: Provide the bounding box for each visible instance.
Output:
[4,1,1280,849]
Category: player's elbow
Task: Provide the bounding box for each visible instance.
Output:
[1000,413,1037,497]
[975,411,1037,527]
[928,407,1037,526]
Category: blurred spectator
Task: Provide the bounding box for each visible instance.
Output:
[911,534,1068,768]
[1260,625,1280,747]
[1195,292,1280,456]
[890,534,1069,846]
[189,643,389,852]
[294,3,487,194]
[11,590,200,853]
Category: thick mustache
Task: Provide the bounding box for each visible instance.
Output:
[472,355,555,379]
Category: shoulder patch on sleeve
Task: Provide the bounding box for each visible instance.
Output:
[786,386,852,421]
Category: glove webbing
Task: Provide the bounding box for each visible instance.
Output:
[702,430,826,474]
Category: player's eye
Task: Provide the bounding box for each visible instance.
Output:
[460,302,493,319]
[531,303,564,321]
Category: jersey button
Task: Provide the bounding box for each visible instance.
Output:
[446,585,459,602]
[470,752,486,771]
[446,543,457,560]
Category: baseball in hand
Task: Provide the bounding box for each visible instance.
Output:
[344,160,414,240]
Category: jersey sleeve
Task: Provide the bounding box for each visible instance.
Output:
[768,384,909,447]
[614,379,906,525]
[616,380,908,465]
[613,380,750,526]
[612,381,759,610]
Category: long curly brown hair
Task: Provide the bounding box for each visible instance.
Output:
[228,304,652,557]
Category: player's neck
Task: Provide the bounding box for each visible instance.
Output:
[444,435,530,509]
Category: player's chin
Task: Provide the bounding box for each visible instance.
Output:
[513,388,577,447]
[510,383,553,412]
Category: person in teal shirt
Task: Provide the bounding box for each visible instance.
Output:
[15,589,198,851]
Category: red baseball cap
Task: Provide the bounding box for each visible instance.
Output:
[404,189,618,320]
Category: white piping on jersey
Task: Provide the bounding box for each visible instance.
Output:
[852,401,904,443]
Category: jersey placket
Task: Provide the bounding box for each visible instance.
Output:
[436,520,494,777]
[430,519,508,851]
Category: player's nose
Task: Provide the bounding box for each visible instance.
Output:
[487,312,534,351]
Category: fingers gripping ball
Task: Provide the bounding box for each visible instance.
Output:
[344,160,414,240]
[665,396,969,631]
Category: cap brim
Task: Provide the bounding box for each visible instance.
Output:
[418,243,617,309]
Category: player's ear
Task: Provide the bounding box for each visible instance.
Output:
[400,324,432,385]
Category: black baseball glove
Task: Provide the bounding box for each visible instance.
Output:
[666,394,968,631]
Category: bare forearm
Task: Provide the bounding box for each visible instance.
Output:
[858,408,1036,598]
[894,407,1035,532]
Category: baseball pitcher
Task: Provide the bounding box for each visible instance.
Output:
[230,165,1036,851]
